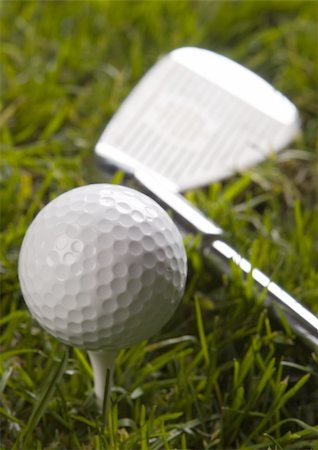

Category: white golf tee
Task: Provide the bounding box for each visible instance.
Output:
[88,350,117,409]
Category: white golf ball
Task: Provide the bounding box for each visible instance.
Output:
[18,184,187,351]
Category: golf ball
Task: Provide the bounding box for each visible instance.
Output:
[18,184,187,351]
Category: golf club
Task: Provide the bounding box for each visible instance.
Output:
[95,47,318,347]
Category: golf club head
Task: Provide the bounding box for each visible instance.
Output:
[95,47,300,192]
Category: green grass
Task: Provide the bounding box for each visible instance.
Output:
[1,1,318,449]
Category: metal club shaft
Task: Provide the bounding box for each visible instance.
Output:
[136,169,318,348]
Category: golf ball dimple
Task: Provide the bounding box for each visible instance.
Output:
[18,184,187,351]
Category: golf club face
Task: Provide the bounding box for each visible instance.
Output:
[95,47,300,192]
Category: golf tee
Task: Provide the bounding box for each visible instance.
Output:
[88,350,116,410]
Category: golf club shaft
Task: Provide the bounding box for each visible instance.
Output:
[209,240,318,348]
[136,170,318,348]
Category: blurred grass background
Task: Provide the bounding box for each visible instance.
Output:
[1,1,318,449]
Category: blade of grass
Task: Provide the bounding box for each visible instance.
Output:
[194,296,209,366]
[16,348,69,450]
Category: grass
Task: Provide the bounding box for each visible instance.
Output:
[1,1,318,449]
